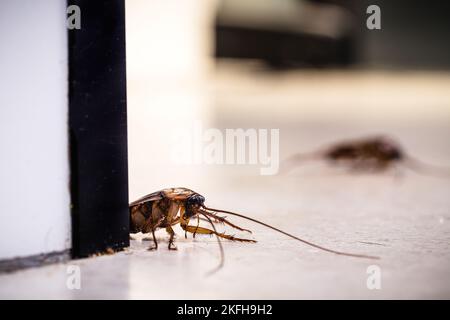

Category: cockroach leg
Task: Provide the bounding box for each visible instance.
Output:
[145,216,164,251]
[166,226,177,250]
[216,233,257,243]
[148,228,158,251]
[193,215,201,239]
[180,224,256,243]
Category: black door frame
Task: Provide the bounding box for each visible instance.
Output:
[68,0,129,258]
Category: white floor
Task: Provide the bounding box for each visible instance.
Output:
[1,169,450,299]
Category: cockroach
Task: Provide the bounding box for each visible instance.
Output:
[130,187,378,273]
[282,135,450,177]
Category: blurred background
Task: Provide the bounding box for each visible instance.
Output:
[127,0,450,199]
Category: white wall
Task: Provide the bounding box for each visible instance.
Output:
[0,1,71,260]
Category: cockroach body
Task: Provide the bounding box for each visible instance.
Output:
[129,188,254,251]
[324,136,404,171]
[284,135,449,176]
[130,187,378,272]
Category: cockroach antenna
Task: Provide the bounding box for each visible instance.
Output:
[280,150,324,175]
[201,213,225,275]
[402,155,450,178]
[202,206,379,260]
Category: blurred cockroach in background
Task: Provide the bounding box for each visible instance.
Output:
[282,135,450,177]
[130,187,379,273]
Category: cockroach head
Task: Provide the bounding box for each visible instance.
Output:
[186,193,205,207]
[185,193,205,217]
[374,137,403,160]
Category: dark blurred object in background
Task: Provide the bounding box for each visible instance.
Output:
[215,0,356,68]
[357,0,450,69]
[215,0,450,69]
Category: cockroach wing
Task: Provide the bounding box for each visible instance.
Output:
[129,190,165,207]
[129,187,199,207]
[162,187,198,201]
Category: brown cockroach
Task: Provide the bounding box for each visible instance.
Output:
[283,135,450,177]
[130,187,378,272]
